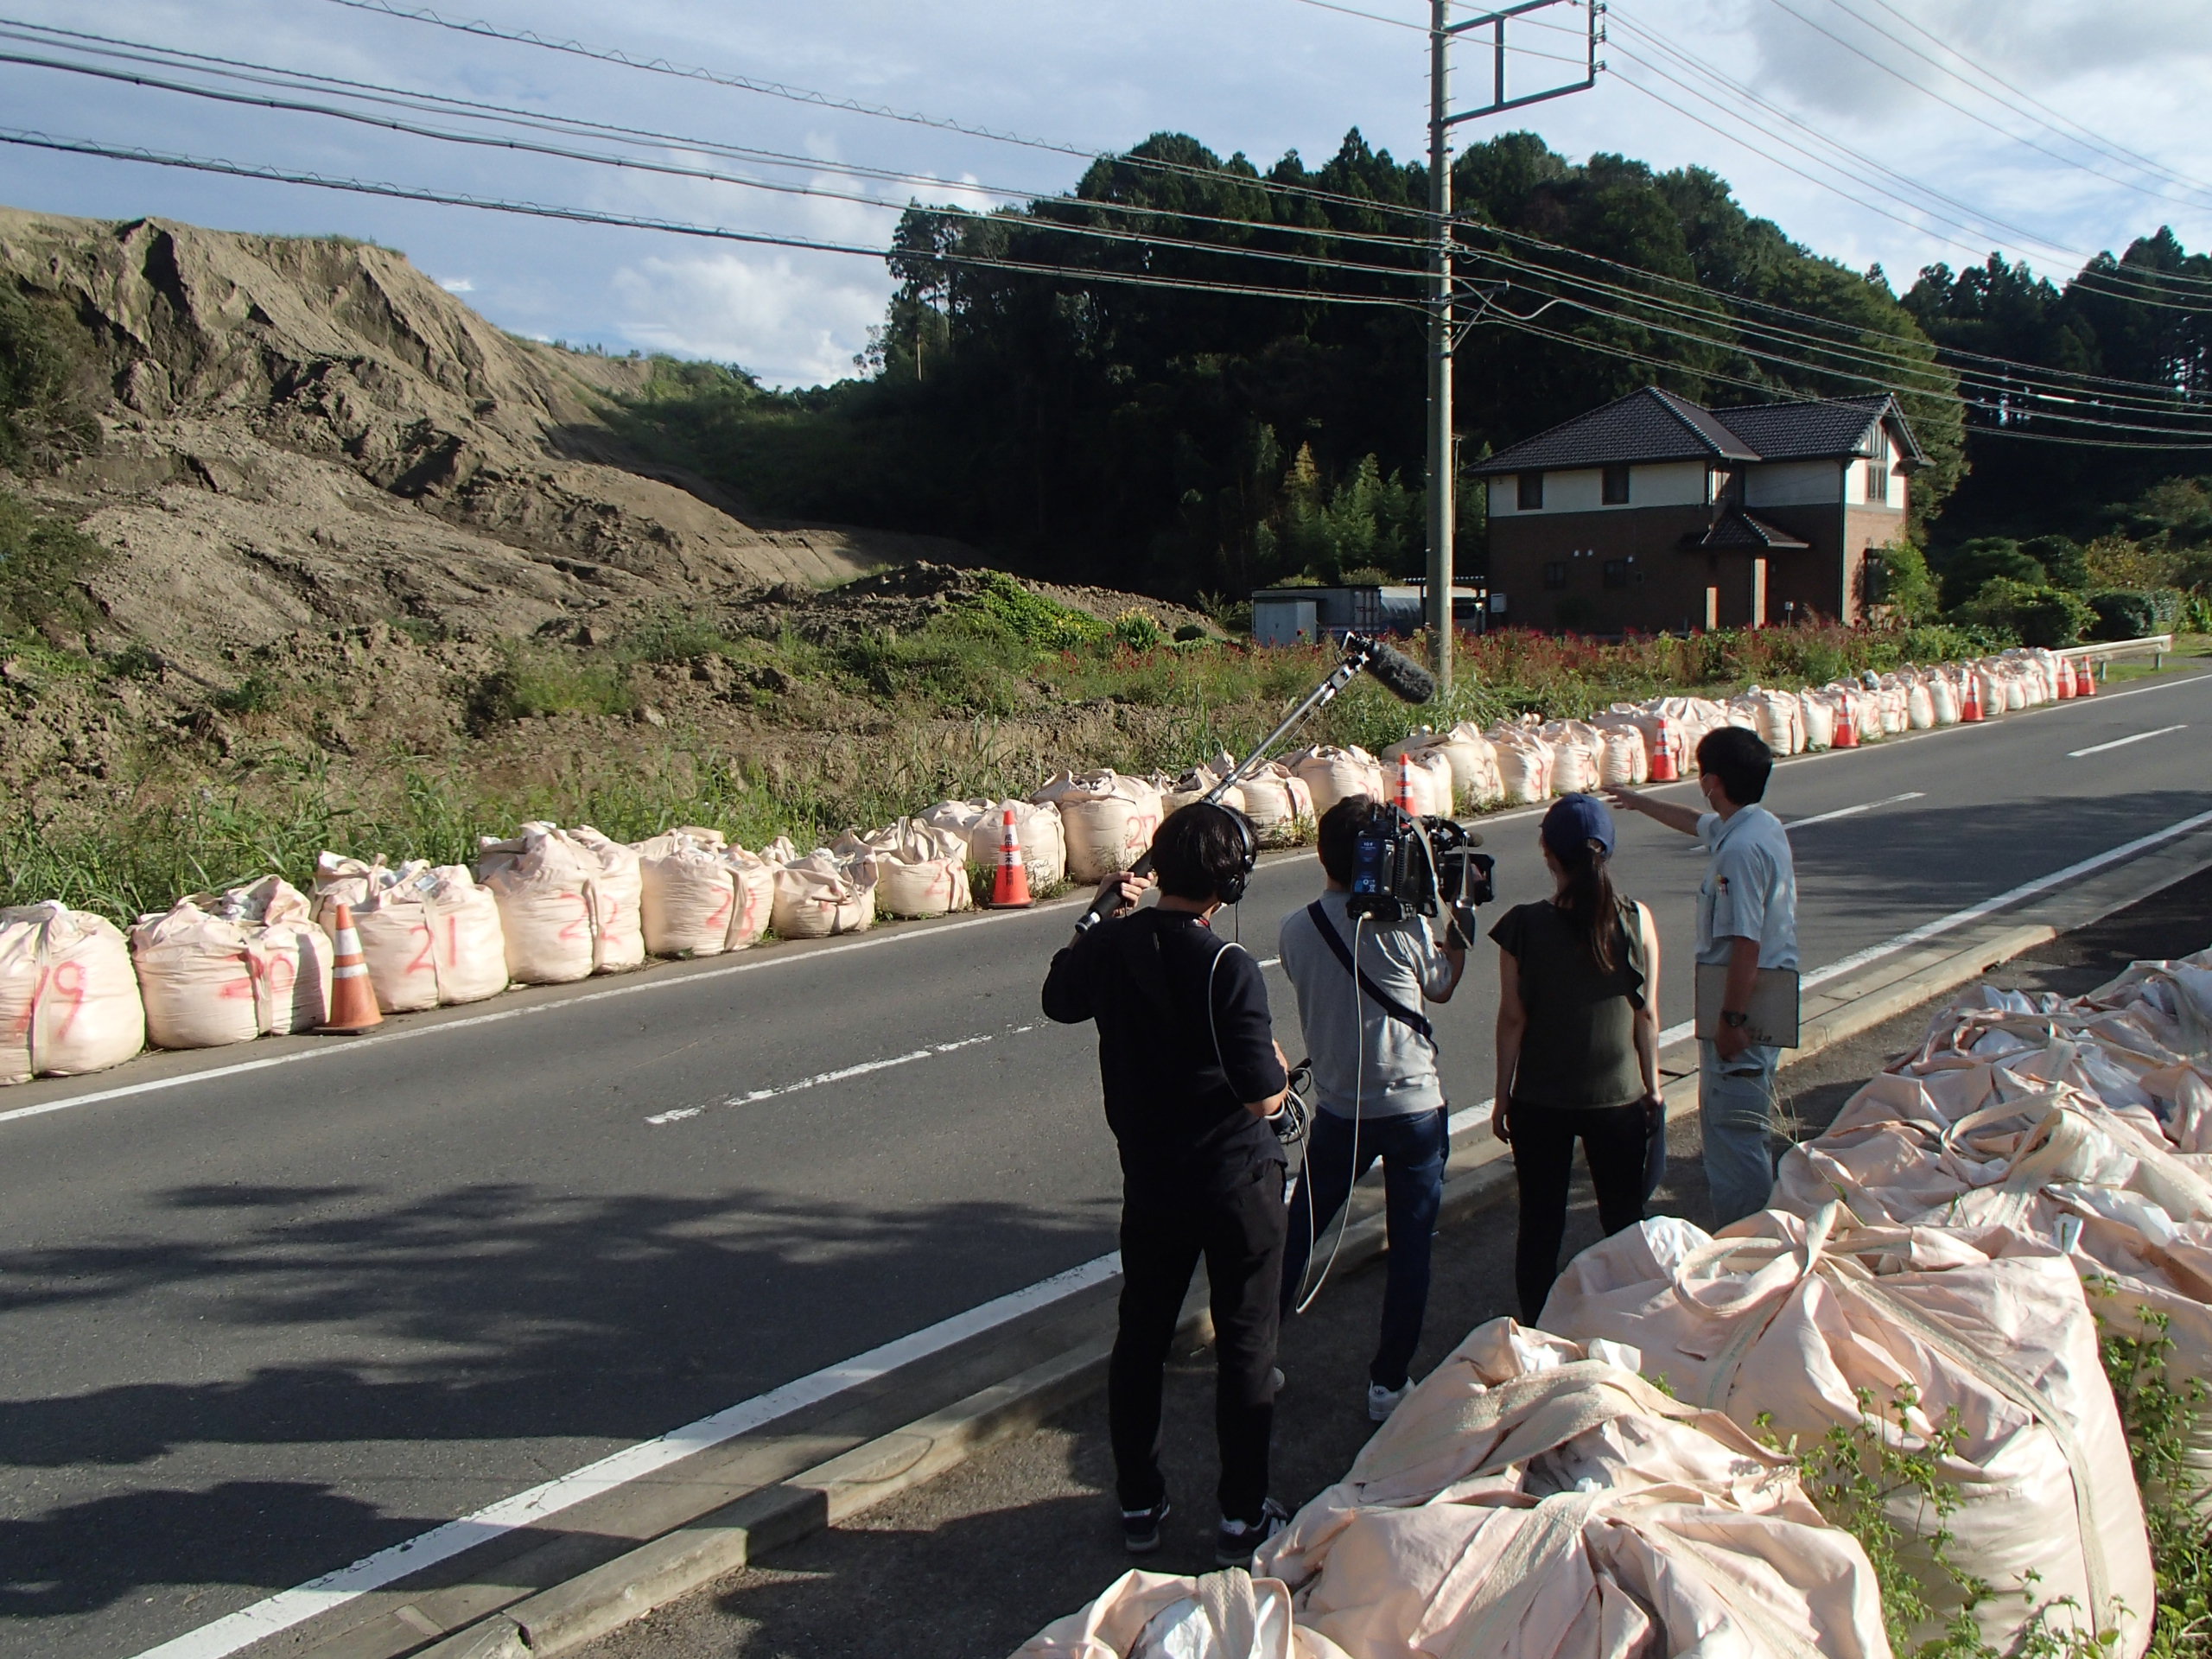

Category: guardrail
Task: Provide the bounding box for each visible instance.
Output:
[2058,633,2175,677]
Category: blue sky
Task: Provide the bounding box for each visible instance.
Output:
[1,0,2207,387]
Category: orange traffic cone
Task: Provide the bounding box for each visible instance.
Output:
[2077,658,2097,697]
[1834,696,1859,747]
[1649,721,1678,781]
[1394,752,1419,814]
[321,901,384,1033]
[1961,672,1984,722]
[988,807,1033,909]
[2056,658,2075,699]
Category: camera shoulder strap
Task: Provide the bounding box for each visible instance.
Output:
[1304,900,1434,1044]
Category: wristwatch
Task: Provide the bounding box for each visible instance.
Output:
[1719,1009,1750,1029]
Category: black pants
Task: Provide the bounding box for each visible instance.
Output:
[1510,1102,1648,1325]
[1109,1160,1286,1525]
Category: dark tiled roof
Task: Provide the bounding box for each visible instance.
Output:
[1685,510,1809,550]
[1475,387,1926,474]
[1471,387,1758,474]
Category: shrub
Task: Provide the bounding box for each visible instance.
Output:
[0,490,110,640]
[1868,540,1938,622]
[1956,577,2092,647]
[2087,588,2187,642]
[467,645,638,727]
[1937,537,2047,612]
[2021,534,2091,591]
[0,285,99,470]
[957,572,1109,651]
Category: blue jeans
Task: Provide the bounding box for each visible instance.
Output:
[1700,1039,1782,1226]
[1279,1105,1448,1390]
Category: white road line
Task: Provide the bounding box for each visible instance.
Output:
[9,667,2208,1133]
[2069,723,2188,759]
[1788,791,1926,829]
[127,1253,1124,1659]
[645,1029,1036,1126]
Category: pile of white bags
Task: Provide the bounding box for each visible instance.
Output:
[1375,741,1455,817]
[1535,719,1605,793]
[1013,1319,1891,1659]
[0,902,145,1082]
[834,819,972,919]
[1586,715,1650,784]
[311,854,508,1010]
[1543,1204,2154,1656]
[1287,746,1385,818]
[1236,763,1313,841]
[771,848,875,939]
[1485,724,1554,804]
[1160,767,1236,817]
[1034,772,1164,885]
[1730,686,1807,754]
[925,798,1068,890]
[131,876,334,1048]
[630,830,778,956]
[475,823,645,984]
[1605,703,1690,779]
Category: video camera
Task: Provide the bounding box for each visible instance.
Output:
[1344,804,1495,924]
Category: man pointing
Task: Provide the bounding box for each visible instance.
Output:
[1607,726,1797,1224]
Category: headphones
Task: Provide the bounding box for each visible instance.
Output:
[1211,803,1259,906]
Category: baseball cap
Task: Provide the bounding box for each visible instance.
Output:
[1541,792,1616,861]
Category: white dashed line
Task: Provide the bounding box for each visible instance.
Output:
[2069,723,2188,758]
[1788,791,1926,828]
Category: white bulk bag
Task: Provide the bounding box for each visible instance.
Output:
[1535,720,1604,793]
[1443,721,1504,805]
[1541,1205,2153,1657]
[1033,771,1162,886]
[1929,672,1961,724]
[313,854,506,1009]
[1011,1570,1318,1659]
[837,819,973,919]
[1485,726,1554,804]
[131,877,334,1048]
[1234,770,1293,838]
[1797,690,1837,751]
[1609,705,1690,779]
[1589,717,1649,785]
[1288,746,1383,818]
[1730,688,1803,754]
[476,824,601,984]
[568,827,645,972]
[0,903,144,1082]
[1905,679,1936,729]
[1376,745,1454,817]
[772,849,874,939]
[635,830,744,958]
[1258,1319,1890,1659]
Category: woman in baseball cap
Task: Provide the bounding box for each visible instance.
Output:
[1487,793,1666,1322]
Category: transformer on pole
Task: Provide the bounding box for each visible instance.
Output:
[1426,0,1601,690]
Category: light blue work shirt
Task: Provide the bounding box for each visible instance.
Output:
[1695,804,1799,970]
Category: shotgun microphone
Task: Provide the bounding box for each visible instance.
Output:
[1349,634,1437,705]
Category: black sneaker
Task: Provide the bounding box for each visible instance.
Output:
[1121,1496,1170,1554]
[1214,1497,1288,1567]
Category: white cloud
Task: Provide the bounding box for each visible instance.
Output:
[437,276,475,293]
[611,251,891,388]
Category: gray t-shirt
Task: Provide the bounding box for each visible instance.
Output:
[1695,804,1800,970]
[1278,891,1457,1120]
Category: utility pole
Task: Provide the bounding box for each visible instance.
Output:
[1424,0,1601,690]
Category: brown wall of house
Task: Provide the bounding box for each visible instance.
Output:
[1487,508,1810,632]
[1486,498,1907,632]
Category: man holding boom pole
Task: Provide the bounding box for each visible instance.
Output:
[1606,727,1797,1224]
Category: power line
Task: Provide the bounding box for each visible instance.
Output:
[1605,30,2212,315]
[0,125,1433,315]
[1609,7,2212,305]
[0,44,1446,293]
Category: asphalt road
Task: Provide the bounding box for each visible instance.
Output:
[3,666,2209,1659]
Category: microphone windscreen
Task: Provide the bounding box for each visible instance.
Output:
[1363,640,1437,705]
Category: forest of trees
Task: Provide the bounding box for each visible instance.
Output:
[613,129,2208,605]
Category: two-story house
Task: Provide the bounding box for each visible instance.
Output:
[1474,385,1925,632]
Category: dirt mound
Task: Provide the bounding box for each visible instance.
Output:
[0,206,962,660]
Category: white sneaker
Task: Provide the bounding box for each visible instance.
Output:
[1367,1379,1410,1421]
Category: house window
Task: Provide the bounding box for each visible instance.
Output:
[1542,560,1567,590]
[1517,472,1545,511]
[1866,454,1890,503]
[1602,558,1629,590]
[1602,464,1630,505]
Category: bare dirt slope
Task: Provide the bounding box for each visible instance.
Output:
[0,206,960,660]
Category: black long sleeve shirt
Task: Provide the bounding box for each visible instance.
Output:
[1042,907,1287,1191]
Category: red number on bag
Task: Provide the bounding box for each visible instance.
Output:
[47,961,86,1039]
[407,924,436,977]
[556,891,589,944]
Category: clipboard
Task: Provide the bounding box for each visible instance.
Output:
[1694,963,1802,1048]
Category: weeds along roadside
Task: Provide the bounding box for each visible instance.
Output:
[1,569,2001,926]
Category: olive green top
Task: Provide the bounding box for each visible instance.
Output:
[1491,896,1649,1110]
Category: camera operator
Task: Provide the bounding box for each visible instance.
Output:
[1041,802,1293,1566]
[1276,794,1471,1422]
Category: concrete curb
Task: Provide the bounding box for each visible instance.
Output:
[399,835,2212,1659]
